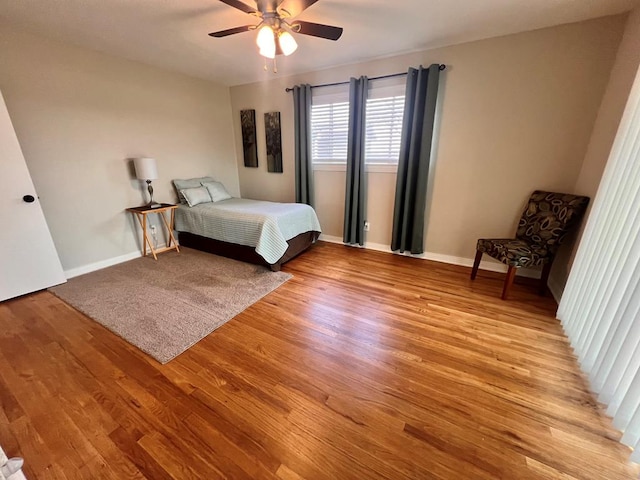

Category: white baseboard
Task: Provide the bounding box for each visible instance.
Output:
[64,250,143,279]
[319,234,541,279]
[65,236,547,290]
[64,242,174,279]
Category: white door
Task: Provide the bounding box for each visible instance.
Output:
[0,90,66,301]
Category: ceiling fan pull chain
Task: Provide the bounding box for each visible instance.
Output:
[264,57,268,71]
[273,57,278,73]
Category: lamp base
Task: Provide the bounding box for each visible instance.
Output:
[144,180,162,208]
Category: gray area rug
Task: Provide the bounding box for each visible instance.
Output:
[50,248,291,364]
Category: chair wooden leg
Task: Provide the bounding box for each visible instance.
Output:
[502,266,517,300]
[540,261,553,296]
[471,250,483,280]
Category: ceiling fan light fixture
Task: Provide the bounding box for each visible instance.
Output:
[259,47,276,59]
[256,25,276,57]
[278,30,298,56]
[212,0,344,68]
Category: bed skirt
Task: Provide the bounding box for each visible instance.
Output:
[177,230,320,271]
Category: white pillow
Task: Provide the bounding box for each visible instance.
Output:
[202,181,232,202]
[180,186,212,207]
[173,176,216,203]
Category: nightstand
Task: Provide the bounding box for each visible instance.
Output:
[126,203,180,260]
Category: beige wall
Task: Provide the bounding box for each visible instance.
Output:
[312,171,397,245]
[574,8,640,198]
[549,7,640,295]
[230,15,625,260]
[0,24,239,272]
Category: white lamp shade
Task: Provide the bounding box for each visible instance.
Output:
[256,25,276,58]
[134,157,158,180]
[278,31,298,56]
[259,47,276,59]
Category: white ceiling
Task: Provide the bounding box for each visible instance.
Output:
[0,0,636,86]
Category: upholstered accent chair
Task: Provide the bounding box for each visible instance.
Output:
[471,191,589,300]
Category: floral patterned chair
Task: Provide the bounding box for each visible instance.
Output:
[470,191,589,300]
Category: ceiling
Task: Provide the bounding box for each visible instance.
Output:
[0,0,636,86]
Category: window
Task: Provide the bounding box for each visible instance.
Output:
[311,101,349,164]
[311,81,406,167]
[365,95,405,164]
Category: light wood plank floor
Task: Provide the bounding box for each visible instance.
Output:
[0,242,637,479]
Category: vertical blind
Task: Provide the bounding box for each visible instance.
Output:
[557,65,640,462]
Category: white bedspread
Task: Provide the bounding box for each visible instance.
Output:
[174,198,321,264]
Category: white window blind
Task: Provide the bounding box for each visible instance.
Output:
[311,78,406,165]
[311,101,349,163]
[365,95,405,164]
[557,64,640,463]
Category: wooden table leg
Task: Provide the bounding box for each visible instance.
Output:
[171,208,179,252]
[160,211,179,253]
[142,213,147,257]
[134,212,157,260]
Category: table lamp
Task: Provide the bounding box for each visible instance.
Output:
[134,157,161,208]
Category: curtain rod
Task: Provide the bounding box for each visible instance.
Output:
[284,64,446,93]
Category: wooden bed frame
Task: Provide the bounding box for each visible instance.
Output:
[177,230,320,271]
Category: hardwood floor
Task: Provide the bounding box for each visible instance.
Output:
[0,241,637,479]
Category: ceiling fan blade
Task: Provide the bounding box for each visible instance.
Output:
[208,25,254,37]
[291,20,343,41]
[218,0,258,15]
[278,0,319,17]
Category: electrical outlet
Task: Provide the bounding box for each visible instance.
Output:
[364,221,370,231]
[150,225,158,249]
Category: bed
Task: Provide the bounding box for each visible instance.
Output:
[174,197,321,271]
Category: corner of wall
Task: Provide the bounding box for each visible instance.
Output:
[547,7,640,302]
[547,274,565,303]
[223,86,242,198]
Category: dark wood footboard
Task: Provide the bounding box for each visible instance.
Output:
[177,231,320,271]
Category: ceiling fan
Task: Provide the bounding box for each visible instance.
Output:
[209,0,343,59]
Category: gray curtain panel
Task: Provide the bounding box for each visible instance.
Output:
[343,76,369,246]
[391,64,441,254]
[293,84,314,206]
